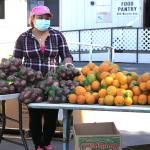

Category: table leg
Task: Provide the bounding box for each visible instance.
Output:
[0,101,6,143]
[18,102,29,150]
[63,109,72,150]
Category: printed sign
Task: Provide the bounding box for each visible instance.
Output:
[115,0,139,16]
[37,1,44,6]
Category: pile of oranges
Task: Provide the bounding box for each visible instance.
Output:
[68,61,150,106]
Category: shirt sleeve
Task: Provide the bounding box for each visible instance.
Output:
[13,35,23,59]
[58,32,73,62]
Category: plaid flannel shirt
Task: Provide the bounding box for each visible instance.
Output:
[13,28,72,74]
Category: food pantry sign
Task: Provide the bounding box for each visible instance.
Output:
[115,0,139,16]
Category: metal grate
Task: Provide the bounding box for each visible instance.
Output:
[62,27,150,53]
[63,31,79,52]
[112,29,137,51]
[138,29,150,51]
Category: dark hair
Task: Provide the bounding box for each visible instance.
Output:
[29,15,35,27]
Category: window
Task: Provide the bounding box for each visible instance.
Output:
[0,0,5,19]
[27,0,59,27]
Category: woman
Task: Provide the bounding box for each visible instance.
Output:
[13,6,73,150]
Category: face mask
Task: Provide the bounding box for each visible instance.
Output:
[34,19,50,31]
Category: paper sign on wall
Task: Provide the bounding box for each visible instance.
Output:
[115,0,139,16]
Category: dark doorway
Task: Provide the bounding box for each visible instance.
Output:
[144,0,150,27]
[27,0,59,27]
[0,0,5,19]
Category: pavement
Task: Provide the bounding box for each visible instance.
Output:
[1,62,150,150]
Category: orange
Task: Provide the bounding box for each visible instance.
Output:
[124,97,133,106]
[104,95,114,106]
[110,64,119,73]
[112,79,120,88]
[75,86,86,95]
[77,75,85,83]
[120,84,128,90]
[116,88,125,96]
[98,89,107,98]
[110,73,116,79]
[92,92,99,101]
[114,96,125,106]
[125,90,133,98]
[141,72,150,82]
[81,66,90,76]
[107,86,117,96]
[132,86,141,96]
[93,66,99,73]
[77,95,86,104]
[99,71,110,80]
[98,97,105,105]
[99,62,111,72]
[148,95,150,105]
[131,72,138,80]
[118,75,127,85]
[129,80,139,89]
[87,63,96,70]
[101,79,107,86]
[115,72,124,80]
[68,94,77,104]
[146,80,150,90]
[85,85,92,92]
[104,76,113,86]
[91,80,100,91]
[85,94,95,104]
[127,75,133,84]
[132,96,138,105]
[138,94,147,105]
[139,82,147,91]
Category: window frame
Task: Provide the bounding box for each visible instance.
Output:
[27,0,60,27]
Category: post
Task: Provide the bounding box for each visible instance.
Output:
[89,45,93,63]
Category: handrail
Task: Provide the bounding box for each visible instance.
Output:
[68,41,115,63]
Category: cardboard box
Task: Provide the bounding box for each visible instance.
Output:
[74,122,122,150]
[5,100,29,130]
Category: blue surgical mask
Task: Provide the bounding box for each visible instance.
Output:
[34,19,50,31]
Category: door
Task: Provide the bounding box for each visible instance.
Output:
[144,0,150,27]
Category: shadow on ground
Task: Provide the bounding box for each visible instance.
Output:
[1,130,150,150]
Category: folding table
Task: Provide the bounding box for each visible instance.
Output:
[0,93,28,150]
[28,102,150,150]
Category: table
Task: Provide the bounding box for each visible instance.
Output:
[0,93,28,150]
[28,102,150,150]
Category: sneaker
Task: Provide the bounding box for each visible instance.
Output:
[45,144,53,150]
[37,146,44,150]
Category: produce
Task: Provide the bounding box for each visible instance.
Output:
[72,61,150,106]
[1,56,150,106]
[18,87,44,104]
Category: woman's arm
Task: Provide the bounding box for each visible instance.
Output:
[58,32,73,64]
[13,35,23,59]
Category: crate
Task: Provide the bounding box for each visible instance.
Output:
[74,122,122,150]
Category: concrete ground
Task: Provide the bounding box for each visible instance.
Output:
[1,131,150,150]
[1,62,150,150]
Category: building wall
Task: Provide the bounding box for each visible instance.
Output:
[0,0,145,60]
[0,0,27,59]
[61,0,85,30]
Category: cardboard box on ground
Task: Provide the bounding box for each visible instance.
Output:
[5,100,29,130]
[5,100,64,130]
[74,122,122,150]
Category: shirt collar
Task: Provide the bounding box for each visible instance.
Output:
[26,27,54,38]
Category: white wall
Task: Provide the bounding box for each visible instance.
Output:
[0,0,27,59]
[61,0,144,30]
[61,0,85,30]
